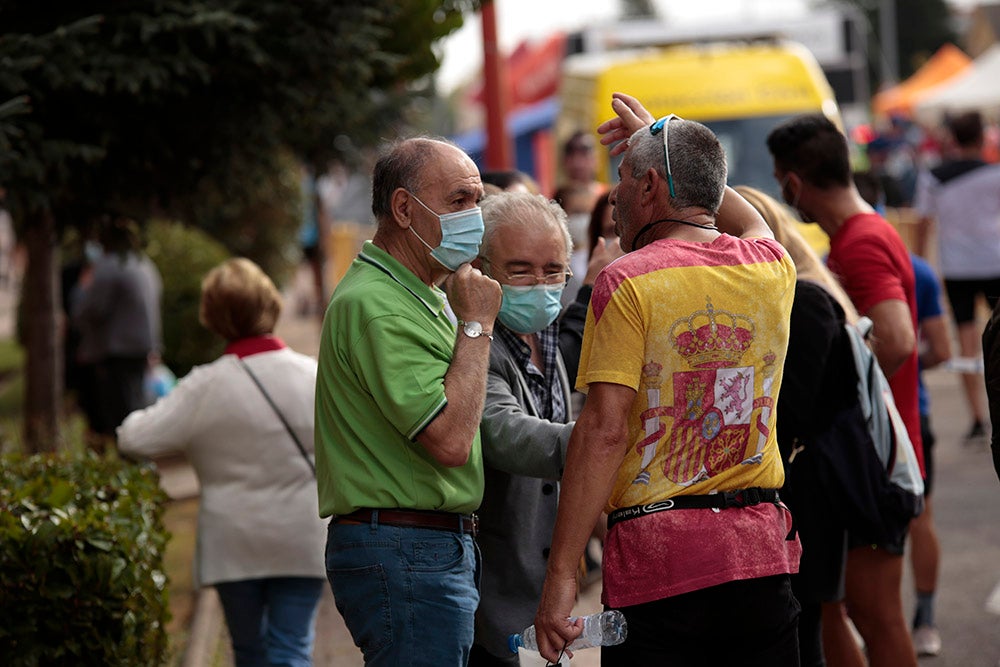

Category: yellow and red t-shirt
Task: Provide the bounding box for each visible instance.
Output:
[578,234,801,606]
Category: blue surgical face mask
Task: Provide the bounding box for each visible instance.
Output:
[498,283,565,334]
[408,193,484,272]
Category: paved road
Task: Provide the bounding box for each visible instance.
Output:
[191,302,999,666]
[907,368,1000,666]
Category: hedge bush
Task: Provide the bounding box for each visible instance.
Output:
[145,219,230,377]
[0,452,171,666]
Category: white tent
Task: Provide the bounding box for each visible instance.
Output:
[916,44,1000,122]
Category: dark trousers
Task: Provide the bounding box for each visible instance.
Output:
[94,355,148,435]
[602,574,801,667]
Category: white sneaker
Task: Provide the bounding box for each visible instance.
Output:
[913,625,942,657]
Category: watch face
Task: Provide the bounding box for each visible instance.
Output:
[464,321,483,337]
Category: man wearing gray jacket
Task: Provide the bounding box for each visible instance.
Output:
[470,191,617,665]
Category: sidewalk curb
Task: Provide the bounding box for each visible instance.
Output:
[181,587,225,667]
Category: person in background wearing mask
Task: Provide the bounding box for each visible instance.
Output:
[559,130,603,201]
[315,137,502,666]
[469,191,580,665]
[555,131,604,309]
[72,217,162,441]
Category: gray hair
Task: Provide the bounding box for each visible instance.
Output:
[370,136,462,223]
[480,192,572,264]
[628,119,727,213]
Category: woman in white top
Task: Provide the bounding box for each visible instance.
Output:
[118,258,327,667]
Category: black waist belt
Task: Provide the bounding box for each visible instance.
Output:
[334,508,478,537]
[607,488,781,530]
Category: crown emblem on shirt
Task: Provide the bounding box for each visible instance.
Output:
[669,297,755,368]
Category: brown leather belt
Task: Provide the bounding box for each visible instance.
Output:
[333,508,479,537]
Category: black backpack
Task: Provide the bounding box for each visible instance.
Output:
[786,317,924,547]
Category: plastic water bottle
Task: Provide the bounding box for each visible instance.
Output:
[508,610,627,654]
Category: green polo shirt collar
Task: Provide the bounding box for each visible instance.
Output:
[358,241,445,317]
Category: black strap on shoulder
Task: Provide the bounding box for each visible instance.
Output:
[238,358,316,477]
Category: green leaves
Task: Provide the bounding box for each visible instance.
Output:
[0,451,171,665]
[145,218,229,375]
[0,0,477,222]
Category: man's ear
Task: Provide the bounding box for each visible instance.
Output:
[390,188,412,229]
[639,167,659,206]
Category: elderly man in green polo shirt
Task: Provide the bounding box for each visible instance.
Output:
[315,137,501,666]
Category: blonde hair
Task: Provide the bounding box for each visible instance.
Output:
[734,186,858,323]
[199,258,283,342]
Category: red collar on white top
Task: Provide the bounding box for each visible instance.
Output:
[224,335,287,359]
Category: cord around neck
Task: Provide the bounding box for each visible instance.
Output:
[633,217,719,247]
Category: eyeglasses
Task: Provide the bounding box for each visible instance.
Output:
[649,114,682,198]
[480,259,572,286]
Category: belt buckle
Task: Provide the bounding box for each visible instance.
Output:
[469,513,479,537]
[721,490,740,508]
[742,488,764,506]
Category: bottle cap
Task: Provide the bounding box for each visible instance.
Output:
[508,633,522,654]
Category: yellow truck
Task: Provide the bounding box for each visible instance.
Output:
[558,39,841,195]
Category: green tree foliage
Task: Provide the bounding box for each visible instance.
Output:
[145,220,230,377]
[0,0,479,450]
[0,0,477,221]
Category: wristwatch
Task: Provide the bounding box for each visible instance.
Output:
[458,320,493,341]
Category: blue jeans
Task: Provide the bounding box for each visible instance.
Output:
[325,520,481,666]
[214,576,325,667]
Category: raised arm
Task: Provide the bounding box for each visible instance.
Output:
[416,264,502,467]
[716,187,775,240]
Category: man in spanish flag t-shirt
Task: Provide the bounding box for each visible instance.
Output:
[532,93,801,667]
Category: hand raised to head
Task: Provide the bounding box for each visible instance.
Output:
[596,93,657,157]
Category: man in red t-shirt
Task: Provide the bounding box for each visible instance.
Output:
[767,114,921,667]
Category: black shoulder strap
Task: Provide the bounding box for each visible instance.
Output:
[237,357,316,477]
